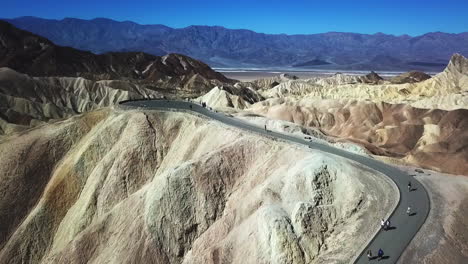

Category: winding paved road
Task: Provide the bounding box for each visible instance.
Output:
[120,99,430,263]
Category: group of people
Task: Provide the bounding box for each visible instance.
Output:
[367,180,417,261]
[186,101,211,111]
[367,248,384,261]
[380,218,391,231]
[407,181,413,216]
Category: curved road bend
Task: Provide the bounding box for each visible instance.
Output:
[120,99,430,264]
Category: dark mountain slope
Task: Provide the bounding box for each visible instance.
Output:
[4,17,468,70]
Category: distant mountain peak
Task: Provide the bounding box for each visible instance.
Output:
[373,32,388,36]
[90,17,117,22]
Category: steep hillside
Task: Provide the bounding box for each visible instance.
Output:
[5,17,468,70]
[0,108,396,263]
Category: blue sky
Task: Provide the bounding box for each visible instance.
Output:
[2,0,468,36]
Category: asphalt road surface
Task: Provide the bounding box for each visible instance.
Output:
[120,99,430,264]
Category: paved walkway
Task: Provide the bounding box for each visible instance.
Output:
[120,99,430,263]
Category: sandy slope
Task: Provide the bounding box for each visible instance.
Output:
[0,108,395,264]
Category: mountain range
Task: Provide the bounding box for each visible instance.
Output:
[3,16,468,71]
[0,20,233,91]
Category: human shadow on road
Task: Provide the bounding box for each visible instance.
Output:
[409,212,417,216]
[386,226,396,231]
[379,256,390,260]
[410,187,418,192]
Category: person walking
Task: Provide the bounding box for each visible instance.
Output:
[408,181,412,192]
[380,218,386,230]
[385,219,391,230]
[378,248,384,261]
[407,206,412,216]
[367,249,373,261]
[264,124,267,131]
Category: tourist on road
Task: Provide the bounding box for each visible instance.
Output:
[367,249,373,260]
[380,219,386,230]
[264,124,267,131]
[385,219,391,230]
[407,206,412,216]
[378,248,384,261]
[408,181,412,192]
[377,248,384,261]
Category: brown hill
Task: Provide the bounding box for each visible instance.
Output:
[362,71,383,84]
[390,71,431,84]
